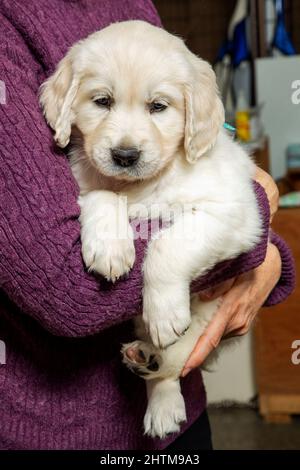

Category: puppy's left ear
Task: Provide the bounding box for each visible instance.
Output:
[184,54,225,163]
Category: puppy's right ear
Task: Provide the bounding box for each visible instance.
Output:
[39,53,80,148]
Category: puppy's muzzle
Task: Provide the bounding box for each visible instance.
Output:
[111,147,140,167]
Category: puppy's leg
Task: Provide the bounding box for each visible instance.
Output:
[122,298,223,438]
[122,321,190,439]
[123,298,218,377]
[143,207,243,349]
[142,189,260,350]
[79,190,135,282]
[144,378,186,439]
[141,298,219,439]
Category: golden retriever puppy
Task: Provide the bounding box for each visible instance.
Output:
[40,21,262,439]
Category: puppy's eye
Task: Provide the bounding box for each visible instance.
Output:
[93,96,112,108]
[149,101,167,113]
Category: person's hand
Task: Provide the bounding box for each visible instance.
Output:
[181,243,282,377]
[255,167,279,222]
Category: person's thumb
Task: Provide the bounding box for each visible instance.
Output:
[181,312,228,376]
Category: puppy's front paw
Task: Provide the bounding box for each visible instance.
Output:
[143,284,191,349]
[81,224,135,282]
[144,387,186,439]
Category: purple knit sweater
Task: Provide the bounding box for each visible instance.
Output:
[0,0,295,451]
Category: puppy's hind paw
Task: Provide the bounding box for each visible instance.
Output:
[144,388,186,439]
[121,340,161,378]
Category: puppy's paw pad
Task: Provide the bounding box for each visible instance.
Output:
[121,341,161,377]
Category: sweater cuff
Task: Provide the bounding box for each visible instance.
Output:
[263,230,296,306]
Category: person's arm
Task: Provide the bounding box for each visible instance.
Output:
[182,171,296,375]
[251,167,295,305]
[253,168,296,305]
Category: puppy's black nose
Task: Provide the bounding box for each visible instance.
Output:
[111,147,140,167]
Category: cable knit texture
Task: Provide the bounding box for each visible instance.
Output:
[0,0,295,450]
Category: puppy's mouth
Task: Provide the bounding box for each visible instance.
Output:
[90,148,159,182]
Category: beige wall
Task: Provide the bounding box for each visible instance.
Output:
[203,332,257,404]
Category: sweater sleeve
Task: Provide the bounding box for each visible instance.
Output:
[264,230,296,306]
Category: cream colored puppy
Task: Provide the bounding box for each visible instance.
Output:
[40,20,262,439]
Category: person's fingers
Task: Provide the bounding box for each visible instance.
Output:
[223,305,261,339]
[182,242,282,378]
[222,311,252,337]
[222,327,248,339]
[181,310,229,376]
[198,278,235,301]
[182,278,249,376]
[222,321,251,339]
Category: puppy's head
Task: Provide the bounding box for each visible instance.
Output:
[40,21,224,181]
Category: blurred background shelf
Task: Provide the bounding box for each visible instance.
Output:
[255,207,300,423]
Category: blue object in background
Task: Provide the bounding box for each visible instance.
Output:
[215,18,250,68]
[231,18,250,67]
[272,0,296,55]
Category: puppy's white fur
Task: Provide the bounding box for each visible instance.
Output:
[40,21,262,439]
